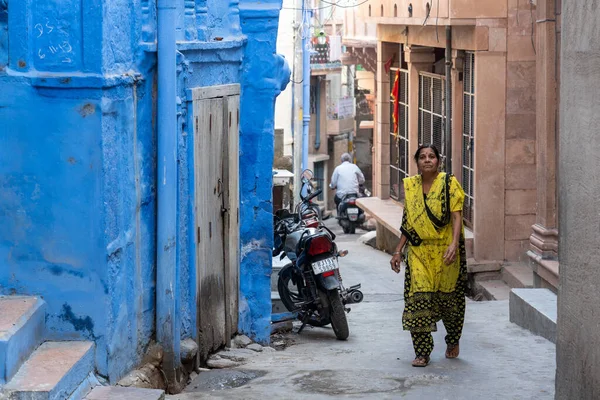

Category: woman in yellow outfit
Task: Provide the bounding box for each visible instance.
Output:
[390,144,467,367]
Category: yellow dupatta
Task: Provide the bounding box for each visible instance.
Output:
[401,173,465,295]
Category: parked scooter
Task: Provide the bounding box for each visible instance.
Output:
[336,184,371,234]
[273,170,363,340]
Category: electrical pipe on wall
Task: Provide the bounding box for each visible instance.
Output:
[301,5,311,170]
[157,0,180,387]
[315,77,321,150]
[445,25,453,173]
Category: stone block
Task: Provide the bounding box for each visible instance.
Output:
[508,35,537,61]
[180,338,198,363]
[232,335,252,348]
[117,363,165,390]
[506,164,537,189]
[506,139,536,165]
[502,264,534,288]
[505,189,537,215]
[505,215,536,241]
[3,341,94,400]
[206,357,240,369]
[506,113,536,139]
[509,0,534,10]
[217,348,257,362]
[85,386,165,400]
[271,292,286,314]
[246,343,263,352]
[476,18,508,28]
[474,280,511,301]
[507,61,536,88]
[509,288,556,343]
[507,87,536,114]
[508,10,534,36]
[488,28,507,52]
[467,260,502,274]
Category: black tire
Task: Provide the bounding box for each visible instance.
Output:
[277,266,331,327]
[342,226,350,234]
[349,226,356,234]
[277,264,303,312]
[327,289,349,340]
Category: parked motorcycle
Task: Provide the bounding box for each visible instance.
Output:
[336,184,371,234]
[273,170,363,340]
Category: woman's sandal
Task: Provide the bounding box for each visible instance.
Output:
[411,356,430,367]
[445,343,460,359]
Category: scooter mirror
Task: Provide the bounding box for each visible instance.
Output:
[338,250,349,257]
[301,169,314,181]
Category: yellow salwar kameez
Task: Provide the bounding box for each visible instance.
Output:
[400,172,467,358]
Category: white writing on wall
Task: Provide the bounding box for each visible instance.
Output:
[34,18,73,64]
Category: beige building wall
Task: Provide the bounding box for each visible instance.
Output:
[364,0,543,263]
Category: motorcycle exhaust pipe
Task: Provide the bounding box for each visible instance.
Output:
[344,289,364,304]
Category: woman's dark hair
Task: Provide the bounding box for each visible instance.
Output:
[414,144,441,163]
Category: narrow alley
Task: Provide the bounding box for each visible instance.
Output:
[168,222,556,400]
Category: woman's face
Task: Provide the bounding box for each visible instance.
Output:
[417,148,439,173]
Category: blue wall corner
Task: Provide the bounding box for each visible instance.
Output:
[238,0,290,343]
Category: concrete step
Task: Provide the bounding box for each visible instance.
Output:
[271,256,290,291]
[2,341,94,400]
[84,386,165,400]
[474,280,511,301]
[502,264,534,289]
[467,260,502,283]
[509,288,557,343]
[271,291,286,314]
[0,296,46,384]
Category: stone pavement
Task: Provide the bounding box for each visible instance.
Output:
[168,222,556,399]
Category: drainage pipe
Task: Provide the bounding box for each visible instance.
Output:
[315,77,321,150]
[157,0,180,386]
[444,26,453,173]
[301,5,311,170]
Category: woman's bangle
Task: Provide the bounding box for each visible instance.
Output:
[393,250,402,255]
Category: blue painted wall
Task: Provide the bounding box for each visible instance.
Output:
[0,0,287,382]
[238,0,290,343]
[0,0,157,382]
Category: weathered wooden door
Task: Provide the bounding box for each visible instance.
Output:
[192,85,240,360]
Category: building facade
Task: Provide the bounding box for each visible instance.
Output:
[0,0,288,390]
[343,0,560,283]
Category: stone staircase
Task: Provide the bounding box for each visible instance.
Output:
[0,296,164,400]
[469,260,535,301]
[468,261,557,344]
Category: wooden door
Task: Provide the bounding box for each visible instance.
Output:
[192,85,240,361]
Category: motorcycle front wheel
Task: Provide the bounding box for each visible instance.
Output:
[327,289,349,340]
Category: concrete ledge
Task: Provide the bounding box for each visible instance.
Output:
[0,296,46,384]
[357,197,474,258]
[509,288,557,343]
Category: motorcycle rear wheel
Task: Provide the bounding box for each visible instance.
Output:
[277,267,331,327]
[327,289,349,340]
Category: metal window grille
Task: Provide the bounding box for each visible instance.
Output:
[462,52,475,226]
[389,68,409,200]
[418,72,450,169]
[314,161,325,202]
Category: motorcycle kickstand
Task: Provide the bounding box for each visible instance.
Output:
[297,311,314,334]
